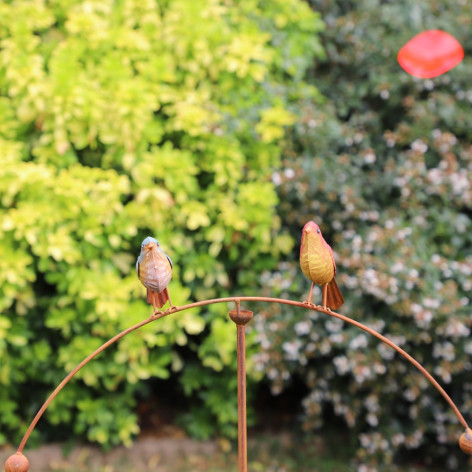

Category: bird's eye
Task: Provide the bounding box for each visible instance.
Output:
[316,228,321,234]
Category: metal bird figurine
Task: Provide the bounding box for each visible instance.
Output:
[299,221,344,310]
[136,236,173,309]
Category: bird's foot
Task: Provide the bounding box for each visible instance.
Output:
[302,302,331,312]
[302,300,317,308]
[165,305,178,314]
[150,309,165,319]
[318,305,332,312]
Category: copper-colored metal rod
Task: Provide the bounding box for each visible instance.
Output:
[310,304,470,431]
[229,305,253,472]
[172,297,468,430]
[17,296,469,455]
[236,324,247,472]
[16,311,171,454]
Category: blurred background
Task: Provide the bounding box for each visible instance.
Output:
[0,0,471,470]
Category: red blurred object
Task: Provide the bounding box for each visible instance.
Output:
[397,30,464,78]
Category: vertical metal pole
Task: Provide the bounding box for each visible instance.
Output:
[236,323,247,471]
[229,304,254,472]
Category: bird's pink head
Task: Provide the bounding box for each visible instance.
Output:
[303,221,322,237]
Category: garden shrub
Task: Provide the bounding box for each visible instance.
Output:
[254,1,472,469]
[0,0,324,446]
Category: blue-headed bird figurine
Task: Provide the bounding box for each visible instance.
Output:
[136,237,173,309]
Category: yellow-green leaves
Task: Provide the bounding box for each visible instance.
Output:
[256,106,297,143]
[0,0,324,447]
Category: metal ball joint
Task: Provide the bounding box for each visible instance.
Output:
[459,428,472,455]
[4,453,29,472]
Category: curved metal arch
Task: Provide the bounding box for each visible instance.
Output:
[16,296,470,455]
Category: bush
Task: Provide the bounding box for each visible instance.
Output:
[254,0,472,469]
[0,0,324,447]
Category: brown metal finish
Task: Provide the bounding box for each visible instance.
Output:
[459,428,472,454]
[13,296,471,464]
[4,453,29,472]
[236,324,247,472]
[229,303,254,326]
[16,316,157,454]
[229,304,254,472]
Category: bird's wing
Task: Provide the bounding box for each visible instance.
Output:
[158,248,173,269]
[166,254,173,269]
[325,241,337,276]
[136,256,141,277]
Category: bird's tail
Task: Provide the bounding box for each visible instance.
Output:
[326,278,344,310]
[147,288,169,309]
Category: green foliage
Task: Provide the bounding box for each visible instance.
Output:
[0,0,324,446]
[254,0,472,469]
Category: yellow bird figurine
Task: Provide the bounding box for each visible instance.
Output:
[136,237,173,309]
[299,221,344,310]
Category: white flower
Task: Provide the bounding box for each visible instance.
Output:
[423,297,440,309]
[271,172,282,186]
[267,368,278,380]
[434,365,452,383]
[392,433,405,446]
[284,168,295,179]
[333,356,350,375]
[366,413,379,427]
[391,261,404,274]
[354,365,372,383]
[411,139,428,153]
[373,363,386,375]
[282,340,302,360]
[325,318,343,333]
[295,320,312,336]
[349,334,368,350]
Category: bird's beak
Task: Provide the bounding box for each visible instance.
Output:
[144,242,158,252]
